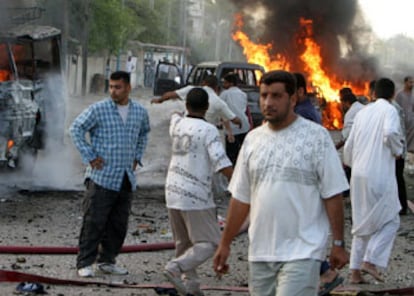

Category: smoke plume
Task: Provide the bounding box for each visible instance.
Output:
[230,0,377,83]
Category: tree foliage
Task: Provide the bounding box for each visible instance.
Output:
[88,0,139,54]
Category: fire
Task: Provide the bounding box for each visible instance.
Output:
[232,15,370,130]
[232,14,290,75]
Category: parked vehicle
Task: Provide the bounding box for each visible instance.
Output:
[0,25,65,170]
[153,61,265,127]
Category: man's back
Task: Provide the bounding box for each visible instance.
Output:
[175,85,235,125]
[345,99,401,176]
[295,97,322,124]
[220,86,250,134]
[166,114,231,210]
[342,101,365,140]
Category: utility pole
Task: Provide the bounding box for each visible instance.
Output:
[116,0,125,71]
[81,0,90,96]
[166,0,172,45]
[181,0,187,66]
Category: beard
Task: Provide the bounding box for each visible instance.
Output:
[261,101,293,126]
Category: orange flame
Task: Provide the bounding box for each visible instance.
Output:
[232,14,290,73]
[232,15,370,129]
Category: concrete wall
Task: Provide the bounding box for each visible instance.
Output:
[66,54,141,96]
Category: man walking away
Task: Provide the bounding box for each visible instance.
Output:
[344,78,403,284]
[164,88,232,296]
[220,72,250,165]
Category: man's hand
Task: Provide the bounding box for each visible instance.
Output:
[231,117,242,129]
[90,157,104,170]
[329,245,349,270]
[227,134,235,143]
[213,244,230,279]
[151,97,163,104]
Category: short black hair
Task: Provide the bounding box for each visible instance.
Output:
[223,72,238,85]
[260,70,296,96]
[404,76,413,82]
[186,87,209,112]
[110,71,130,84]
[375,78,395,100]
[369,80,376,92]
[202,75,218,88]
[293,72,307,94]
[339,87,353,97]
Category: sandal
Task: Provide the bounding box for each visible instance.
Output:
[319,275,344,296]
[361,266,384,282]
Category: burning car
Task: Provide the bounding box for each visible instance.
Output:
[153,61,265,127]
[0,25,64,170]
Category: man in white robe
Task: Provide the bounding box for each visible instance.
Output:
[343,78,403,284]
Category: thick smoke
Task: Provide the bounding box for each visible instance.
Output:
[230,0,377,84]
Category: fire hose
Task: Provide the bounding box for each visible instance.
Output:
[0,244,413,295]
[0,269,250,293]
[0,242,250,293]
[0,242,175,254]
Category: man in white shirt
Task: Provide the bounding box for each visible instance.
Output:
[344,78,403,284]
[163,87,232,296]
[220,72,250,165]
[151,75,241,131]
[214,70,349,296]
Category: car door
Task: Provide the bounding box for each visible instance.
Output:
[153,61,183,95]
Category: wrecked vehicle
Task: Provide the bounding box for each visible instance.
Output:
[153,61,265,127]
[0,25,65,170]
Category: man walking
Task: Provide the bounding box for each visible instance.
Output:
[70,71,150,277]
[395,76,414,152]
[163,88,233,296]
[214,70,349,295]
[220,72,250,165]
[344,78,403,284]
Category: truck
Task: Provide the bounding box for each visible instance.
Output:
[153,61,265,127]
[0,24,65,170]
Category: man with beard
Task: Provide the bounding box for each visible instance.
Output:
[214,70,349,296]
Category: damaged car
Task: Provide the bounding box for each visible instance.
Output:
[0,25,65,170]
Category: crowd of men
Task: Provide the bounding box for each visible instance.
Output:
[69,69,412,296]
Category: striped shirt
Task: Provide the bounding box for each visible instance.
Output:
[70,98,150,191]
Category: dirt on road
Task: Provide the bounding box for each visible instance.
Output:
[0,89,413,295]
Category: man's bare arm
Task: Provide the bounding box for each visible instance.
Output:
[323,194,349,269]
[219,166,233,182]
[151,91,180,104]
[213,198,250,274]
[222,120,235,143]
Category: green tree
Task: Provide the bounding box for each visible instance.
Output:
[126,0,181,45]
[88,0,139,55]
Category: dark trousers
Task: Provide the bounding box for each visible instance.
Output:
[226,133,247,165]
[396,158,408,213]
[77,175,132,269]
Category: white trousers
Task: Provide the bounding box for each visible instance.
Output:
[350,215,400,270]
